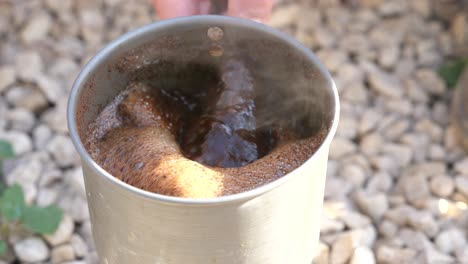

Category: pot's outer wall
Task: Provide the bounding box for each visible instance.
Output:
[83,148,328,263]
[68,15,340,264]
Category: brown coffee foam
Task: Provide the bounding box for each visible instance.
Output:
[86,82,326,198]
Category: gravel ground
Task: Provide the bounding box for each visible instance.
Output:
[0,0,467,263]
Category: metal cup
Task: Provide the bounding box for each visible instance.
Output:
[68,15,339,264]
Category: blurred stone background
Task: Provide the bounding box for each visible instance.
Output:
[0,0,468,263]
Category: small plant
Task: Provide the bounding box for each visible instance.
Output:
[439,58,468,89]
[0,140,63,256]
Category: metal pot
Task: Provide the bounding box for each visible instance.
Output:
[68,15,339,264]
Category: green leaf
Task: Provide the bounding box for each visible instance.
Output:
[0,184,25,221]
[0,240,6,256]
[439,59,468,89]
[22,205,63,235]
[0,140,14,160]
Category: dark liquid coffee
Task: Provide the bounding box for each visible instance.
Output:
[86,60,326,198]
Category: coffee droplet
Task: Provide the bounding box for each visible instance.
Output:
[207,26,223,41]
[209,44,224,57]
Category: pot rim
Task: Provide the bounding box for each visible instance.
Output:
[67,15,340,206]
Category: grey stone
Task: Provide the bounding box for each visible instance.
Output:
[6,108,35,132]
[342,82,369,103]
[14,237,49,263]
[84,251,99,264]
[321,214,345,234]
[41,101,68,133]
[366,171,392,194]
[45,0,72,12]
[360,133,384,155]
[65,167,85,198]
[378,0,407,16]
[336,64,365,87]
[51,244,75,264]
[407,210,439,238]
[15,51,43,82]
[384,205,414,226]
[382,119,410,140]
[416,40,442,66]
[0,130,33,155]
[354,191,389,221]
[70,234,88,258]
[424,248,455,264]
[455,176,468,198]
[20,12,52,43]
[341,33,370,55]
[37,75,64,103]
[382,143,413,167]
[46,134,79,168]
[60,194,90,223]
[33,124,53,150]
[402,174,430,208]
[369,155,399,176]
[336,115,358,140]
[39,165,62,187]
[268,4,300,28]
[79,221,95,248]
[379,220,398,238]
[325,177,352,199]
[341,211,371,229]
[314,26,336,48]
[376,246,417,264]
[329,138,357,159]
[79,9,105,47]
[36,187,59,206]
[455,158,468,174]
[317,50,348,73]
[384,99,412,116]
[415,69,447,96]
[0,66,16,93]
[378,45,400,69]
[404,79,429,103]
[410,0,432,17]
[432,102,449,126]
[428,144,445,161]
[358,109,381,135]
[414,118,443,143]
[399,228,429,250]
[5,85,48,113]
[456,248,468,263]
[340,164,366,188]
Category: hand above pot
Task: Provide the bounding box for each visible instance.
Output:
[153,0,273,22]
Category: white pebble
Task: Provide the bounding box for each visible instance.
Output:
[14,237,49,263]
[51,244,75,263]
[435,229,467,254]
[44,214,74,246]
[350,247,376,264]
[430,175,455,197]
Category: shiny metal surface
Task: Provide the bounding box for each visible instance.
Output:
[68,15,339,264]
